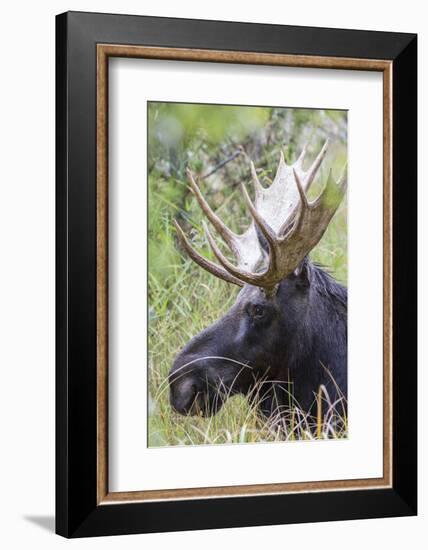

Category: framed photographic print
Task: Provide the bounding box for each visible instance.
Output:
[56,11,417,538]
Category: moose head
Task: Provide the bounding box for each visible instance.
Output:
[169,141,347,418]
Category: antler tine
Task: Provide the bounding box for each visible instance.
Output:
[201,181,282,289]
[280,168,310,235]
[186,169,241,259]
[277,169,309,237]
[274,150,286,179]
[250,160,265,202]
[203,221,277,288]
[295,141,309,168]
[203,222,254,286]
[303,138,329,188]
[310,166,347,212]
[317,165,345,212]
[277,165,346,262]
[240,183,277,250]
[292,169,310,213]
[173,220,244,287]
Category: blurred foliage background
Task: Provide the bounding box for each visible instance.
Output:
[147,102,347,447]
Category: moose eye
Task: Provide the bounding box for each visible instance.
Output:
[252,304,265,319]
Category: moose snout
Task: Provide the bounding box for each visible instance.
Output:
[168,356,229,417]
[169,375,201,415]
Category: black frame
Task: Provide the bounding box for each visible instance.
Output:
[56,11,417,538]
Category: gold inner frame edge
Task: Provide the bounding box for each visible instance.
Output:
[96,44,393,505]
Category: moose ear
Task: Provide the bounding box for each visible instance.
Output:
[293,259,312,289]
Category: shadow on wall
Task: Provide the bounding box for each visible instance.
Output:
[23,515,55,533]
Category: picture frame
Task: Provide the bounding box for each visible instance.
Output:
[56,10,417,538]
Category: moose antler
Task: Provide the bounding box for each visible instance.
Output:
[174,141,347,292]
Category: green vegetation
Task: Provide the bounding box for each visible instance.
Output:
[148,103,347,447]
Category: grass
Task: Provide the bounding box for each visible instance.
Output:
[148,106,348,447]
[149,354,348,447]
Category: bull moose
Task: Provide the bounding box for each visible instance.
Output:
[169,140,347,420]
